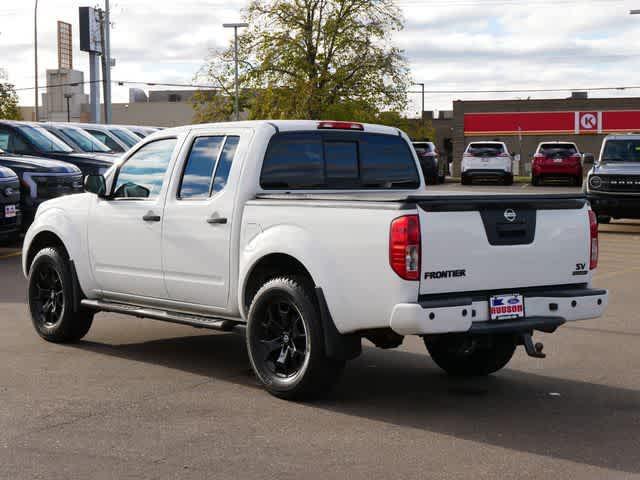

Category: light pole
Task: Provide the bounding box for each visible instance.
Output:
[223,22,248,121]
[34,0,39,121]
[103,0,112,124]
[64,93,73,122]
[413,82,425,137]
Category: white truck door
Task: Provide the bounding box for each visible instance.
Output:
[88,137,178,298]
[161,132,242,308]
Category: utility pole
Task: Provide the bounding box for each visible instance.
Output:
[223,23,248,121]
[103,0,112,124]
[34,0,39,121]
[413,82,425,138]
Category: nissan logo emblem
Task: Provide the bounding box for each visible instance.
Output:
[504,209,517,222]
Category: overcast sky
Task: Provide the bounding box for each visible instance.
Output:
[2,0,640,116]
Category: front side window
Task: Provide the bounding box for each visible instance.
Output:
[17,125,73,153]
[112,138,177,199]
[62,127,111,153]
[110,128,139,148]
[86,129,124,152]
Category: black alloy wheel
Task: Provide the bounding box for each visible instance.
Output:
[246,277,345,400]
[255,296,310,380]
[30,263,65,329]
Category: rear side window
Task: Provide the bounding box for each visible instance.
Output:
[178,135,240,199]
[261,132,419,190]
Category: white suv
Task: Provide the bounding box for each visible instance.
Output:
[461,141,513,185]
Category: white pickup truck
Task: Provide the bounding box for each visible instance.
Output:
[23,120,608,400]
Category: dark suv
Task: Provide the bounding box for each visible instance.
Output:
[0,166,21,242]
[0,152,83,228]
[0,121,112,177]
[412,141,446,184]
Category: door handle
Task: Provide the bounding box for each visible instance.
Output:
[207,216,228,225]
[142,212,161,222]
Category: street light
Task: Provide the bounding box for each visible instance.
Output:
[34,0,39,121]
[223,22,248,121]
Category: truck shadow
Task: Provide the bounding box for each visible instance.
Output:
[75,332,640,474]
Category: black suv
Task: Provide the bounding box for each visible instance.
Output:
[0,166,21,242]
[0,121,112,177]
[0,152,83,228]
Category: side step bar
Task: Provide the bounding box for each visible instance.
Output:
[80,299,245,332]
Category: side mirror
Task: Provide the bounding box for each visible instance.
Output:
[84,174,107,197]
[582,153,595,166]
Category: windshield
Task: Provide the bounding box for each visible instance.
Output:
[602,140,640,162]
[61,127,112,153]
[109,128,139,148]
[17,125,73,153]
[467,143,505,156]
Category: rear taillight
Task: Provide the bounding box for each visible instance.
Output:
[589,209,598,270]
[533,153,546,163]
[463,152,473,157]
[498,152,510,157]
[390,215,421,281]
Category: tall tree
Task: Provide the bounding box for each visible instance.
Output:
[193,0,409,122]
[0,71,20,120]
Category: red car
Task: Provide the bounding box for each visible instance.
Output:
[531,142,583,186]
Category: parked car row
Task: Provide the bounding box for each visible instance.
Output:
[0,120,158,242]
[459,140,590,187]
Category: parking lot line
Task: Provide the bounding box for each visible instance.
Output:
[0,251,21,260]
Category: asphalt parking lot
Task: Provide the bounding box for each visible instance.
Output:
[1,183,639,479]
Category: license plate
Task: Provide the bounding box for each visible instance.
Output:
[4,205,16,218]
[489,294,524,321]
[553,158,564,163]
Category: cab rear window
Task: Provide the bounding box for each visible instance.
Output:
[467,143,505,156]
[260,132,420,190]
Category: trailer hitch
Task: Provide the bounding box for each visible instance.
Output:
[521,332,546,359]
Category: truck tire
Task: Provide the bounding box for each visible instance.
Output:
[504,174,514,186]
[246,277,345,400]
[438,175,446,184]
[531,175,540,186]
[28,247,94,343]
[461,174,471,186]
[424,335,516,377]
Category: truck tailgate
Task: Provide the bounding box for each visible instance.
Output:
[414,195,591,295]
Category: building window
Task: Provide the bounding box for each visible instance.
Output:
[168,94,181,103]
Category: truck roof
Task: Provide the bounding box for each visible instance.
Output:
[158,120,403,137]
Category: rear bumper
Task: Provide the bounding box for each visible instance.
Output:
[588,192,640,219]
[462,169,511,179]
[533,164,582,176]
[389,286,608,335]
